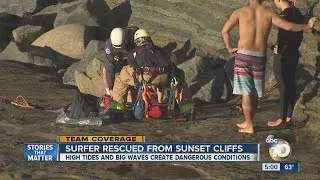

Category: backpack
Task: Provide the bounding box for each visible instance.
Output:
[133,86,145,120]
[66,90,99,119]
[125,25,139,50]
[133,85,163,120]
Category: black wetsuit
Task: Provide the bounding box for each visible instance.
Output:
[273,4,303,120]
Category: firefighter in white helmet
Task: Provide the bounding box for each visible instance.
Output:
[102,26,139,106]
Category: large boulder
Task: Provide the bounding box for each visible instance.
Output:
[54,0,110,27]
[63,40,105,86]
[32,24,105,59]
[0,41,74,68]
[12,25,47,44]
[177,55,232,103]
[0,0,57,16]
[75,57,105,97]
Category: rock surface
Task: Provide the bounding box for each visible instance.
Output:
[63,40,105,86]
[0,41,74,68]
[0,0,56,16]
[0,0,319,102]
[12,25,47,44]
[0,13,21,51]
[54,0,110,27]
[74,57,105,97]
[31,24,104,59]
[0,0,319,179]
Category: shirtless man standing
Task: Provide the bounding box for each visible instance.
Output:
[221,0,316,134]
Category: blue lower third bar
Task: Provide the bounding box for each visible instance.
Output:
[24,143,58,161]
[280,162,300,172]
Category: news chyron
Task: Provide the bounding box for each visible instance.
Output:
[24,135,260,162]
[23,134,300,173]
[261,135,300,172]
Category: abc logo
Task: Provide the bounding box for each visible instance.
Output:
[266,135,291,161]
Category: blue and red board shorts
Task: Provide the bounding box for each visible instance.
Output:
[233,49,267,98]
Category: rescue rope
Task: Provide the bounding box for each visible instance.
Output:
[11,95,35,109]
[0,95,62,113]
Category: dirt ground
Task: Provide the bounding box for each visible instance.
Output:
[0,60,319,180]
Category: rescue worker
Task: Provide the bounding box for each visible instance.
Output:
[102,26,139,106]
[112,29,171,104]
[108,29,194,122]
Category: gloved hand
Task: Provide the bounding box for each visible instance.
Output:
[102,95,112,109]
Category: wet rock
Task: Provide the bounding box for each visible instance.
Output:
[54,0,111,27]
[63,40,105,86]
[12,25,47,44]
[32,24,104,59]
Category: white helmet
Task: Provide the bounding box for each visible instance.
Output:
[134,29,150,41]
[110,28,126,48]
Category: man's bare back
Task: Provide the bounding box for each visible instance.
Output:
[237,5,273,53]
[222,1,315,55]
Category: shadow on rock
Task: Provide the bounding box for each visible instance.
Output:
[173,39,196,65]
[22,43,76,68]
[301,57,320,102]
[87,0,111,27]
[295,63,314,100]
[104,1,132,36]
[0,13,22,51]
[190,57,233,104]
[21,13,57,29]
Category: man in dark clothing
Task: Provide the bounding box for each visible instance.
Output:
[102,26,138,103]
[268,0,304,127]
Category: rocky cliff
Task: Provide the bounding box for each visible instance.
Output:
[0,0,319,103]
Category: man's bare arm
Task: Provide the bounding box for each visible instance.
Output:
[271,9,314,31]
[222,10,239,53]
